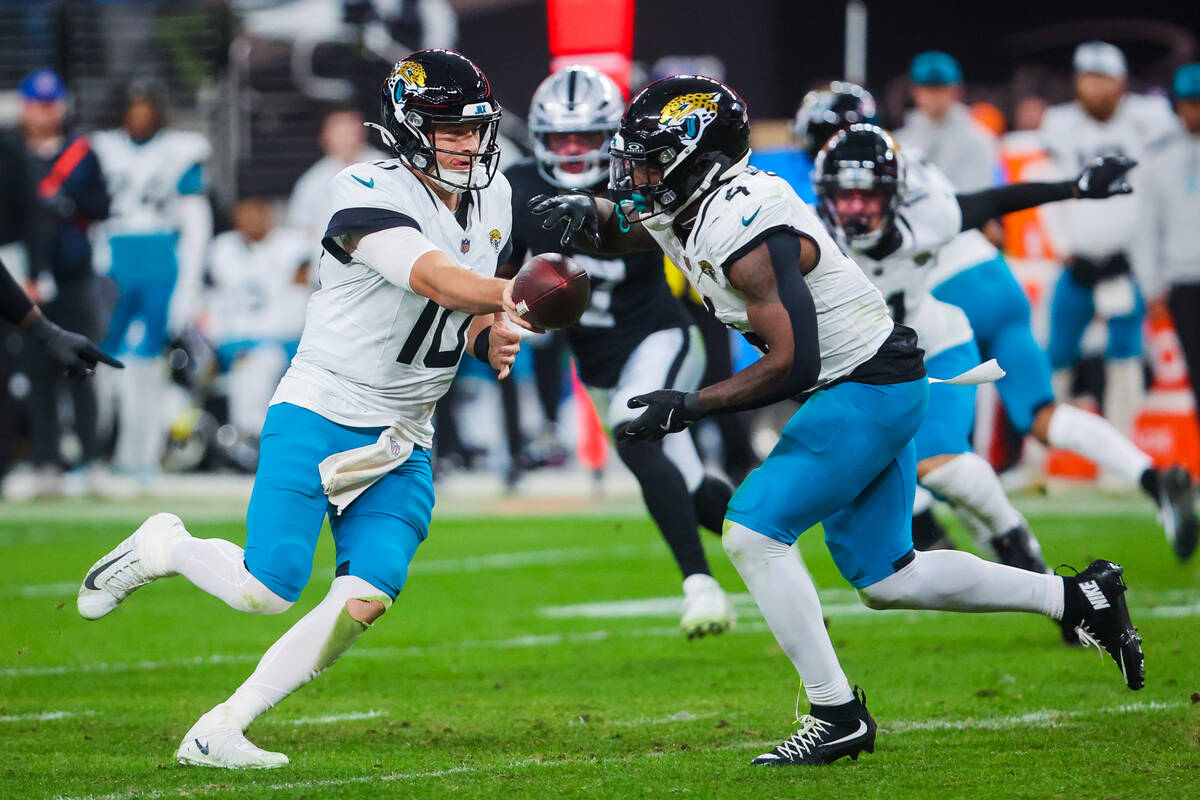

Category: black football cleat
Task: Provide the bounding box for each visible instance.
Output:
[1060,560,1145,690]
[989,525,1049,574]
[751,686,877,766]
[1154,466,1198,561]
[912,507,956,551]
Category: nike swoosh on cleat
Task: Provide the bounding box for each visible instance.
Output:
[83,551,132,590]
[195,738,209,756]
[819,719,869,748]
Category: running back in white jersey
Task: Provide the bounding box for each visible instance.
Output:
[644,167,895,391]
[91,128,211,237]
[271,159,512,446]
[847,158,974,359]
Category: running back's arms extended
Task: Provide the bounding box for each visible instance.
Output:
[528,193,660,256]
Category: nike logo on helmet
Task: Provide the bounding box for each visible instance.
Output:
[83,551,133,590]
[351,174,374,189]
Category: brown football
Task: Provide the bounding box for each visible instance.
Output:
[511,253,590,330]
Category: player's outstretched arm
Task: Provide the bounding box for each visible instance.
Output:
[528,193,659,256]
[956,155,1135,231]
[621,233,821,442]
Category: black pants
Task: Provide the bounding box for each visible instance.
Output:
[1169,283,1200,417]
[26,276,107,466]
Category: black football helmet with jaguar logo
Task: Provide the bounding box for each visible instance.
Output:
[368,48,503,193]
[608,75,750,229]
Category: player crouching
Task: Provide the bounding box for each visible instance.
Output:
[76,49,532,769]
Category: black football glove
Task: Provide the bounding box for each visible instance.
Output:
[621,390,705,442]
[1074,156,1136,199]
[528,193,601,248]
[29,314,124,378]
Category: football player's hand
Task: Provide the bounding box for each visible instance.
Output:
[488,312,521,380]
[1074,156,1136,199]
[621,390,704,442]
[501,280,545,334]
[28,314,124,378]
[528,193,601,248]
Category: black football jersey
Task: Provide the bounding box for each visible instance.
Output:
[505,160,690,388]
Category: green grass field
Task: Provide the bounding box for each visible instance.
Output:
[2,498,1198,799]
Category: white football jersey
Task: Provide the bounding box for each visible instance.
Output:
[848,159,973,359]
[91,128,211,238]
[1038,94,1176,257]
[206,228,311,344]
[644,167,894,391]
[271,159,512,446]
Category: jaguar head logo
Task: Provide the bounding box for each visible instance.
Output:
[658,92,721,143]
[390,60,427,100]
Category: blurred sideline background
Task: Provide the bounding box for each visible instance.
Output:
[0,0,1198,511]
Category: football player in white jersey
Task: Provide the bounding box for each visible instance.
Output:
[91,83,213,484]
[204,198,311,439]
[76,50,531,769]
[534,75,1146,766]
[814,126,1046,571]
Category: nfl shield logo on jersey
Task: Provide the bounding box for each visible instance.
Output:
[388,437,402,458]
[461,237,471,254]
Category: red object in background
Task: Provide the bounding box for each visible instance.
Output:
[572,364,608,471]
[546,0,635,96]
[1133,312,1200,477]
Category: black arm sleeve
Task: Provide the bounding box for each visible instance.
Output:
[71,151,111,221]
[715,230,821,414]
[956,181,1075,232]
[0,259,34,325]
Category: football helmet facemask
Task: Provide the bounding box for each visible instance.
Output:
[813,124,904,250]
[529,65,624,190]
[369,49,502,194]
[608,75,750,230]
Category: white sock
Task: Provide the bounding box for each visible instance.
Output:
[221,575,391,730]
[723,522,854,706]
[949,504,997,550]
[921,453,1024,538]
[1047,403,1152,485]
[1104,357,1144,439]
[170,537,292,615]
[860,550,1064,619]
[115,357,165,474]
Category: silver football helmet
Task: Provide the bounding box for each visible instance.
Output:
[528,65,624,190]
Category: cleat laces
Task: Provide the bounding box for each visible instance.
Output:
[772,716,832,760]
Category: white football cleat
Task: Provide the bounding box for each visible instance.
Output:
[176,706,289,769]
[680,573,735,640]
[77,512,190,620]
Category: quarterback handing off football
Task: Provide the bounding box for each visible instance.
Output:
[510,253,590,330]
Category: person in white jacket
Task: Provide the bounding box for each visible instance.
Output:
[1134,63,1200,430]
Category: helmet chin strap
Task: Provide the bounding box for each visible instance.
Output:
[364,122,396,151]
[648,150,752,230]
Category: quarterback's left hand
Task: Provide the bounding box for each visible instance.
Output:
[621,391,704,442]
[1074,156,1136,199]
[488,313,521,380]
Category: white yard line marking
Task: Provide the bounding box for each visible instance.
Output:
[5,582,79,598]
[0,710,95,722]
[412,543,661,574]
[47,700,1188,800]
[279,710,386,726]
[10,584,1199,678]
